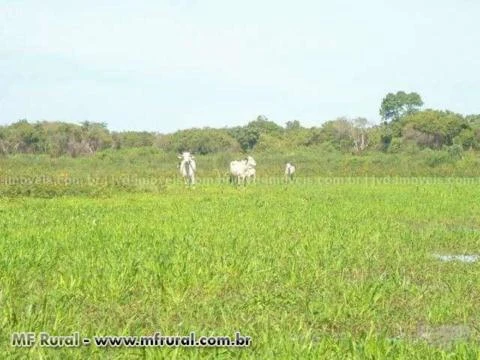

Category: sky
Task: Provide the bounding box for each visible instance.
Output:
[1,0,479,133]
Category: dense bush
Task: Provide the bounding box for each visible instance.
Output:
[1,105,480,159]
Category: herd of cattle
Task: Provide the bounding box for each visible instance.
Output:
[177,152,296,185]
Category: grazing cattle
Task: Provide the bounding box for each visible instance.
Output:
[229,156,256,185]
[246,155,256,168]
[229,160,247,185]
[285,162,296,182]
[245,167,256,183]
[178,152,196,185]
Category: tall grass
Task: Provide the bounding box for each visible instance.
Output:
[1,148,480,199]
[1,182,479,358]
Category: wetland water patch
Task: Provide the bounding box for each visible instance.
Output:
[433,254,479,263]
[417,325,472,347]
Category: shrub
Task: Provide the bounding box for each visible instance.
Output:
[447,144,463,160]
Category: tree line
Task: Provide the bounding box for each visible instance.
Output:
[1,91,479,157]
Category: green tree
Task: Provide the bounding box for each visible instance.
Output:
[402,110,467,148]
[8,119,47,153]
[228,126,260,152]
[80,121,112,153]
[380,91,423,122]
[247,115,284,135]
[285,120,302,130]
[320,118,353,151]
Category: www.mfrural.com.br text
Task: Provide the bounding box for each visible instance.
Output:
[11,332,252,348]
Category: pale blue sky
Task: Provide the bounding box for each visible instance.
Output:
[1,0,479,133]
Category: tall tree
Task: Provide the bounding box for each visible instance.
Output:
[380,91,423,122]
[247,115,284,135]
[351,117,369,152]
[285,120,302,130]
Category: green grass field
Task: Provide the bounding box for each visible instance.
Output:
[1,181,479,359]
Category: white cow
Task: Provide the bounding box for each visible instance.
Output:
[285,162,296,182]
[245,167,256,183]
[229,156,256,185]
[229,160,247,185]
[178,152,196,185]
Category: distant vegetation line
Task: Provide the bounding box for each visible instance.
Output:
[0,91,479,159]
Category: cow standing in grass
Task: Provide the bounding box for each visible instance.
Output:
[285,162,296,182]
[230,156,256,185]
[245,167,256,183]
[178,152,196,185]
